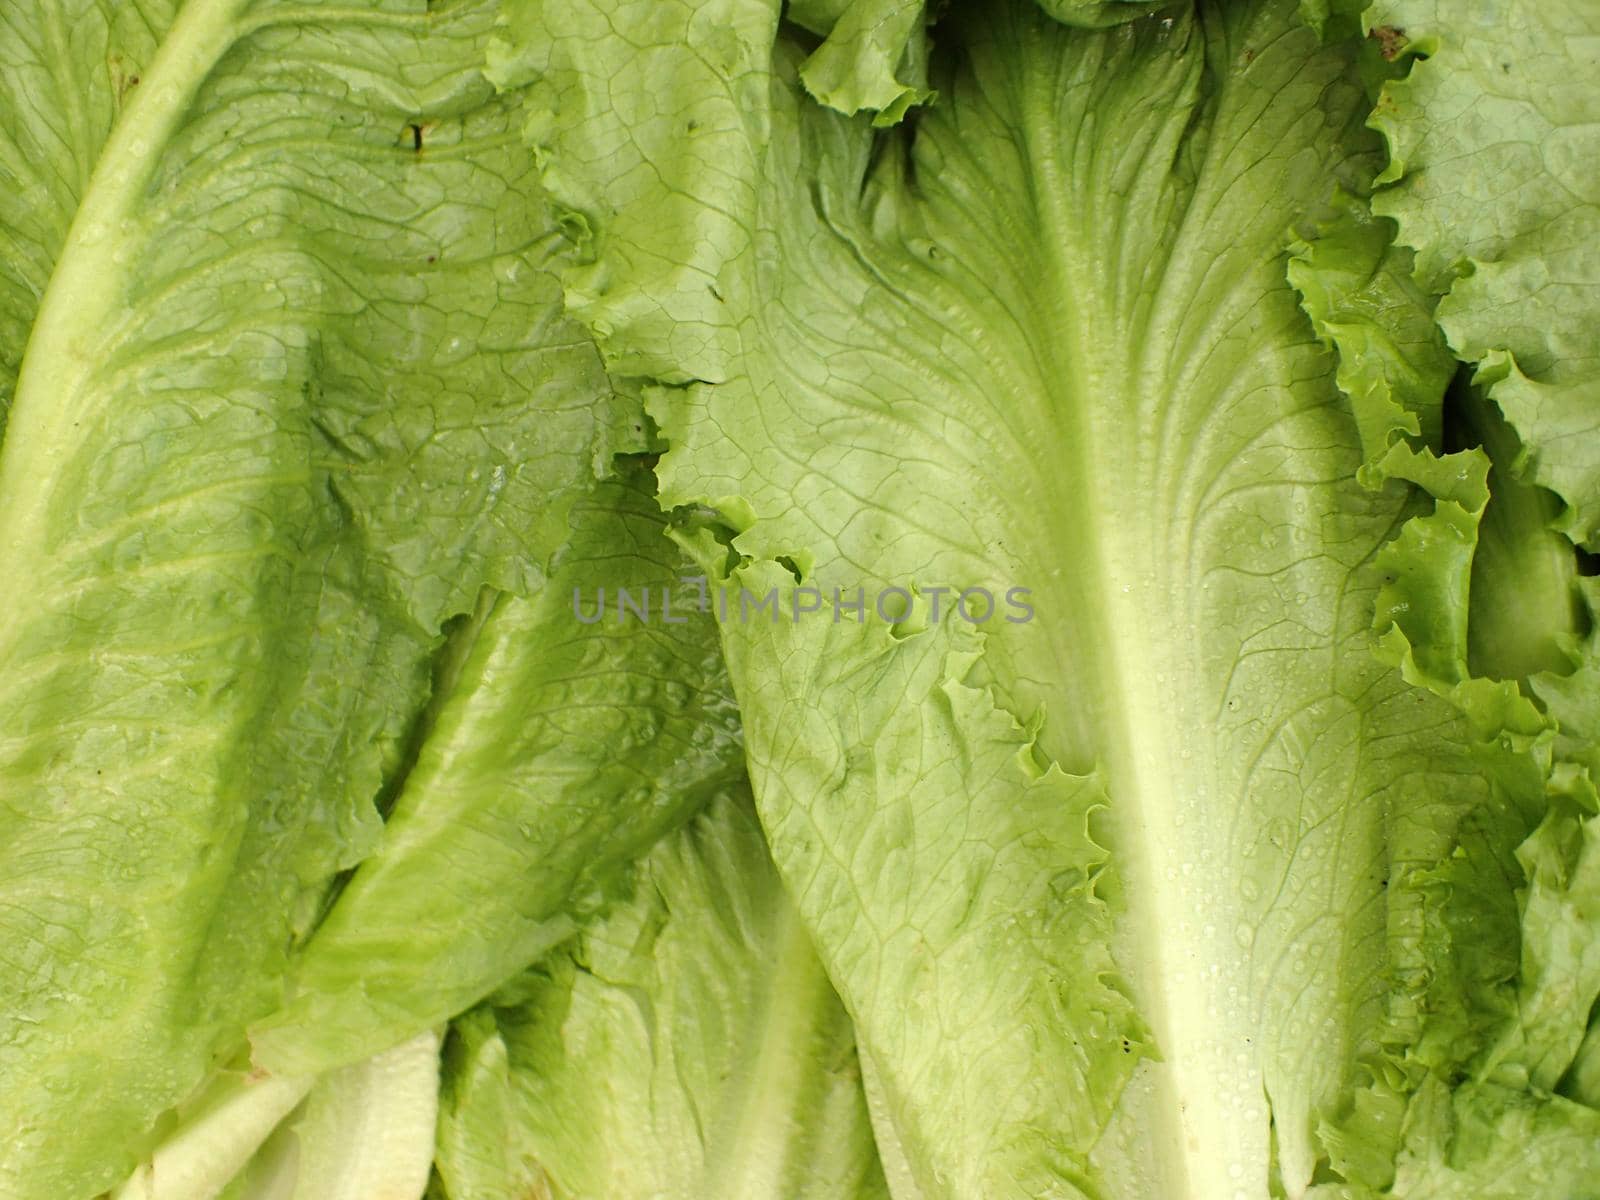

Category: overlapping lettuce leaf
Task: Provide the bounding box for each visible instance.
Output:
[0,2,633,1196]
[104,463,747,1199]
[1367,0,1600,550]
[118,1031,443,1200]
[433,785,887,1200]
[249,463,744,1076]
[3,0,1594,1196]
[489,1,1528,1194]
[787,0,1170,127]
[0,0,177,437]
[1286,0,1600,1190]
[786,0,936,124]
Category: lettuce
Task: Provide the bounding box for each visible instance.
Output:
[434,786,887,1200]
[0,0,1594,1198]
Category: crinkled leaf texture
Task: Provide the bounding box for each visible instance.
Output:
[490,0,1527,1195]
[0,1,631,1196]
[249,463,745,1076]
[1368,0,1600,550]
[1288,0,1600,1190]
[116,1031,442,1200]
[107,463,749,1197]
[434,785,888,1200]
[788,0,936,124]
[0,0,176,436]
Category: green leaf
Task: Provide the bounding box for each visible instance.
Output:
[1291,27,1600,1191]
[227,1032,442,1200]
[121,1032,441,1200]
[1390,1078,1600,1199]
[1286,189,1454,474]
[0,3,623,1195]
[710,576,1147,1200]
[1030,0,1176,27]
[109,1068,313,1200]
[434,786,888,1200]
[249,464,744,1075]
[486,0,783,386]
[795,0,935,125]
[1564,1013,1600,1108]
[0,1,179,436]
[1481,797,1600,1093]
[1367,0,1600,549]
[497,0,1520,1193]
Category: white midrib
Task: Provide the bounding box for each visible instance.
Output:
[110,1030,441,1200]
[700,899,844,1200]
[0,0,252,559]
[301,1029,442,1200]
[1019,65,1263,1200]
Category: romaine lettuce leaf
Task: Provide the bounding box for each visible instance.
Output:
[116,1031,442,1200]
[249,462,743,1076]
[788,0,935,124]
[1286,0,1600,1188]
[490,0,1537,1194]
[2,0,1594,1195]
[106,462,744,1199]
[1367,0,1600,550]
[0,0,177,436]
[0,2,628,1195]
[433,785,887,1200]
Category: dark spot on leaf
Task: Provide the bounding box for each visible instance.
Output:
[1370,25,1408,61]
[108,53,141,103]
[408,123,424,152]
